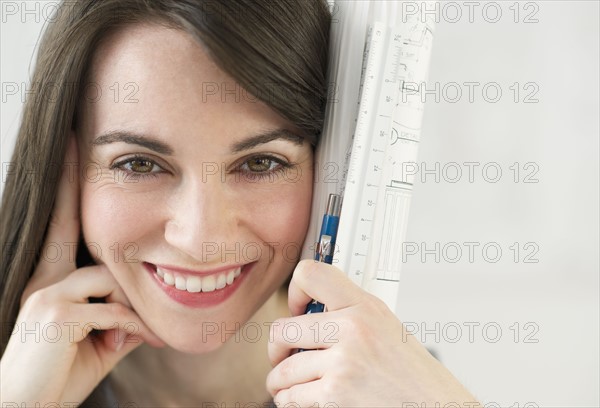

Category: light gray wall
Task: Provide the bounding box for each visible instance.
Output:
[1,1,598,406]
[398,1,599,406]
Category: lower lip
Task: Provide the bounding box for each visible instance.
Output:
[144,262,254,308]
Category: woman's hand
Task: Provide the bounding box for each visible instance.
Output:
[266,259,481,407]
[0,135,165,406]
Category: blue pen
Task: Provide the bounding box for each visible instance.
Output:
[298,193,342,352]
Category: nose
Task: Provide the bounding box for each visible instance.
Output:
[164,175,240,265]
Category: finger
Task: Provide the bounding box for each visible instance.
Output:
[51,266,165,346]
[50,264,125,303]
[34,134,80,281]
[268,313,342,366]
[68,302,164,347]
[98,327,129,352]
[288,259,366,317]
[266,350,327,397]
[28,265,165,347]
[104,288,133,309]
[97,328,149,355]
[103,272,133,309]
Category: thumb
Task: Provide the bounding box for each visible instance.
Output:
[287,259,366,317]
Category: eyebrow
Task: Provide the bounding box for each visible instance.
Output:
[92,131,173,155]
[229,129,304,153]
[91,129,304,155]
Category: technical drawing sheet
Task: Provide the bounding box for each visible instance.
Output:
[301,1,437,313]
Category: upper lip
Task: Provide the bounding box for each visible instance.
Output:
[148,262,248,276]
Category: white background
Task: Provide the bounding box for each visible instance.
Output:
[1,1,599,406]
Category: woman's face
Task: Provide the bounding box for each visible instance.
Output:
[77,24,314,353]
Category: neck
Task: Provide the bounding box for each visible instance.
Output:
[109,286,290,406]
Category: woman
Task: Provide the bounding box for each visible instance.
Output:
[0,1,480,406]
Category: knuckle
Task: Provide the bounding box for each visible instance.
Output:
[21,286,52,311]
[332,351,359,378]
[340,315,359,333]
[45,302,72,325]
[365,293,389,316]
[340,315,373,344]
[19,288,35,309]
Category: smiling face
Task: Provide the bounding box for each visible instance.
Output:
[77,24,314,353]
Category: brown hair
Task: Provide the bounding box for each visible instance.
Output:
[0,0,331,355]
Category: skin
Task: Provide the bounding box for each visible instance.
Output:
[77,24,313,404]
[78,24,313,353]
[1,23,481,408]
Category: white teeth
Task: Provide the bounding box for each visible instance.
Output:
[175,276,186,290]
[154,265,245,292]
[216,273,227,290]
[202,275,216,292]
[163,271,175,286]
[186,276,202,293]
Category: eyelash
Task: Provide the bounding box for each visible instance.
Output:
[109,154,292,181]
[110,154,162,181]
[236,155,292,181]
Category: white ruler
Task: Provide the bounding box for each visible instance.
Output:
[335,13,436,311]
[336,22,401,288]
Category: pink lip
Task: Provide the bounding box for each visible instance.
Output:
[143,262,256,308]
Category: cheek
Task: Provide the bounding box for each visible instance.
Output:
[239,169,314,252]
[80,181,160,261]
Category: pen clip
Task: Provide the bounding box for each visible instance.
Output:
[315,234,332,262]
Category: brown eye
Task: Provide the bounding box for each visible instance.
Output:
[245,157,276,172]
[236,155,292,181]
[111,155,163,177]
[127,158,156,173]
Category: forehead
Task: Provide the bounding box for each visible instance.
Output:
[79,23,289,145]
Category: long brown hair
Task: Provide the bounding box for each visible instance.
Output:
[0,0,331,355]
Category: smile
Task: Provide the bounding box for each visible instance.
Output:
[143,262,255,308]
[155,265,242,293]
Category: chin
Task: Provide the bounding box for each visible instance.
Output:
[157,320,251,354]
[166,336,227,354]
[113,259,285,354]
